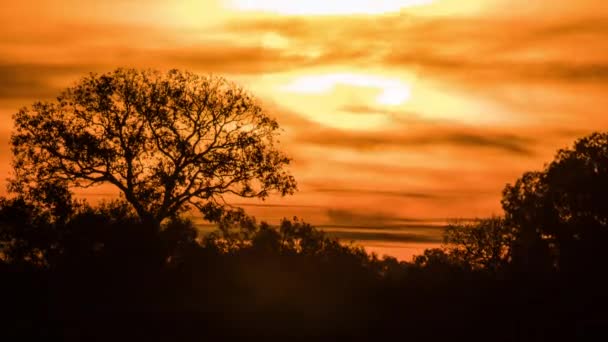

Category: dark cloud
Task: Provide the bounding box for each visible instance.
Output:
[231,202,324,209]
[0,19,319,102]
[0,63,95,101]
[319,189,436,199]
[156,45,314,74]
[384,53,608,85]
[185,206,445,243]
[325,208,448,227]
[324,230,443,243]
[0,53,314,107]
[295,125,536,155]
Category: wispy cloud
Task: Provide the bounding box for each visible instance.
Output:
[295,125,536,155]
[325,230,442,243]
[316,189,436,199]
[0,63,95,101]
[223,12,608,86]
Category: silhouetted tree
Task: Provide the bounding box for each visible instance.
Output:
[159,216,199,264]
[0,197,54,266]
[501,171,556,273]
[443,217,514,272]
[11,68,296,228]
[502,132,608,272]
[412,248,459,269]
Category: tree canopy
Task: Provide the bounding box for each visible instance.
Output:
[443,217,514,272]
[11,68,296,227]
[502,132,608,271]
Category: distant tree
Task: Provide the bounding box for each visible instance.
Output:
[443,217,514,272]
[202,216,368,260]
[0,197,161,268]
[502,132,608,272]
[11,68,296,228]
[0,197,53,266]
[412,248,457,269]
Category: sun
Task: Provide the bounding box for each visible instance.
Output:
[266,72,413,130]
[283,73,412,107]
[227,0,434,15]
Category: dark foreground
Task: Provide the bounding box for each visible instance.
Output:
[1,213,607,341]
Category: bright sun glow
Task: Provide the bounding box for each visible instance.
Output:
[282,73,411,106]
[228,0,434,15]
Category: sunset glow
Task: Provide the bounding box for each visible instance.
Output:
[283,73,411,105]
[228,0,434,15]
[1,0,607,260]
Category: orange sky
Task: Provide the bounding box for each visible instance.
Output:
[1,0,607,260]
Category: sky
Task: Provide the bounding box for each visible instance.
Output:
[1,0,607,259]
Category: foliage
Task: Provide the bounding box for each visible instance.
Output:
[502,132,608,271]
[11,68,296,227]
[0,197,54,266]
[1,190,607,340]
[443,217,515,271]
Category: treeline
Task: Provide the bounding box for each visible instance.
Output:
[2,132,608,341]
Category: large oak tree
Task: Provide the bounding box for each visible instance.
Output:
[11,68,296,227]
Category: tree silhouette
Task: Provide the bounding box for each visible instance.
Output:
[443,217,515,272]
[11,68,296,228]
[502,132,608,272]
[0,197,54,266]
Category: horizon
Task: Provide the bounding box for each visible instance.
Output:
[1,0,607,260]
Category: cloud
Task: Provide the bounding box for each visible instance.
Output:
[222,12,608,86]
[267,101,538,156]
[231,202,324,209]
[0,20,320,103]
[325,230,443,243]
[0,63,97,101]
[384,53,608,85]
[340,105,413,116]
[294,125,536,155]
[318,189,436,199]
[5,10,606,108]
[321,208,447,243]
[324,208,449,226]
[3,2,607,109]
[155,45,314,74]
[0,46,313,100]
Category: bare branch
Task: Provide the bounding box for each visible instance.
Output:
[10,68,297,227]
